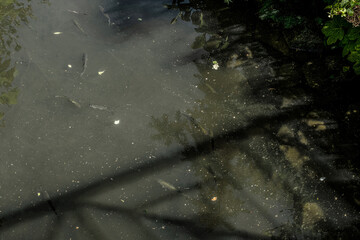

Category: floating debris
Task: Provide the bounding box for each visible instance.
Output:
[67,9,88,15]
[114,120,120,125]
[319,177,326,181]
[157,179,193,200]
[98,70,105,75]
[182,113,213,137]
[212,60,219,70]
[55,95,81,108]
[53,32,62,35]
[80,53,88,77]
[89,104,109,111]
[157,179,177,191]
[89,104,113,114]
[73,19,86,35]
[205,83,217,94]
[245,46,253,58]
[67,64,72,68]
[170,12,182,24]
[99,5,111,26]
[138,18,143,21]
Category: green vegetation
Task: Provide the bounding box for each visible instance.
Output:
[251,0,360,74]
[323,0,360,74]
[327,0,360,23]
[0,0,32,122]
[257,0,304,28]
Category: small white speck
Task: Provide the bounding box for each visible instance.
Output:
[53,32,62,35]
[68,64,72,68]
[138,18,143,21]
[37,193,41,196]
[320,177,326,181]
[114,120,120,125]
[98,70,105,75]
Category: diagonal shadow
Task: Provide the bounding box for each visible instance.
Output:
[79,201,274,240]
[0,104,310,237]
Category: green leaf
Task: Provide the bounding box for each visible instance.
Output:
[353,64,360,75]
[347,51,360,62]
[347,28,360,41]
[342,39,357,56]
[322,17,347,45]
[327,36,340,45]
[343,46,350,56]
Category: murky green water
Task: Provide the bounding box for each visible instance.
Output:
[1,0,360,239]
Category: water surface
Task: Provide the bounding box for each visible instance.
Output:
[1,0,359,239]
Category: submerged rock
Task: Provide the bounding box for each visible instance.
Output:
[302,202,325,230]
[279,145,309,169]
[283,27,323,54]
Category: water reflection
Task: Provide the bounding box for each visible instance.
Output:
[0,0,32,123]
[1,0,360,239]
[148,1,360,239]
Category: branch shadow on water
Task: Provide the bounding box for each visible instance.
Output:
[0,104,311,239]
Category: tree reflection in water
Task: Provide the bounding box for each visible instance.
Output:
[1,0,360,239]
[0,0,32,124]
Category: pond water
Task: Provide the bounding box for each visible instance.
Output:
[1,0,360,239]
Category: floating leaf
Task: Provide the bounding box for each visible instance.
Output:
[204,39,221,50]
[220,41,230,50]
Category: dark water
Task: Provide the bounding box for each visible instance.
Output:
[1,0,360,239]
